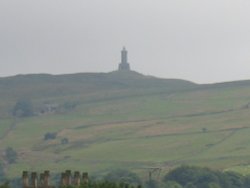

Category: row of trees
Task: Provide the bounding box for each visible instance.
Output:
[98,167,250,188]
[2,166,250,188]
[0,181,139,188]
[163,166,250,188]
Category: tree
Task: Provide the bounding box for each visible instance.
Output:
[164,181,183,188]
[4,147,17,164]
[63,101,78,110]
[163,166,247,188]
[12,99,33,117]
[202,128,207,133]
[0,182,10,188]
[61,138,69,144]
[104,169,141,185]
[223,172,244,188]
[44,132,57,140]
[163,166,201,186]
[184,182,196,188]
[0,163,5,183]
[145,179,159,188]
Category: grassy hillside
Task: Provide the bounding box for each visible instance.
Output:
[1,71,250,179]
[0,71,195,117]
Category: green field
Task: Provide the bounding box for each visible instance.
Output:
[1,71,250,179]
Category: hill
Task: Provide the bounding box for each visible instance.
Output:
[1,71,250,179]
[0,71,196,117]
[0,71,195,98]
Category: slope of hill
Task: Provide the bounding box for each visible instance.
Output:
[0,71,196,97]
[0,71,196,117]
[1,71,250,179]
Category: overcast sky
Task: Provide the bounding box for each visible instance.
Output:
[0,0,250,83]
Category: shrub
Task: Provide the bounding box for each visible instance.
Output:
[44,132,57,140]
[12,99,33,117]
[61,138,69,144]
[4,147,17,164]
[104,169,141,185]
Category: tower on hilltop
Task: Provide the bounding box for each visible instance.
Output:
[118,47,130,71]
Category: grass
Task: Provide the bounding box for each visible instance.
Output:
[0,119,13,138]
[1,72,250,179]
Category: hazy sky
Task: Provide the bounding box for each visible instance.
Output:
[0,0,250,83]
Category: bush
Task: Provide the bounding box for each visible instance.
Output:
[44,132,57,140]
[164,181,183,188]
[163,166,246,188]
[12,99,33,117]
[4,147,17,164]
[63,101,78,110]
[61,138,69,144]
[145,180,158,188]
[0,163,5,183]
[0,182,10,188]
[104,169,141,185]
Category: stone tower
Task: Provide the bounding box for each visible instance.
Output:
[118,47,130,71]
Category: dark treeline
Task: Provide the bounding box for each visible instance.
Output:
[163,166,250,188]
[1,166,250,188]
[0,181,141,188]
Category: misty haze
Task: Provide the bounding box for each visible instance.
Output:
[1,1,250,188]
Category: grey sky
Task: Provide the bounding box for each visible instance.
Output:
[0,0,250,83]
